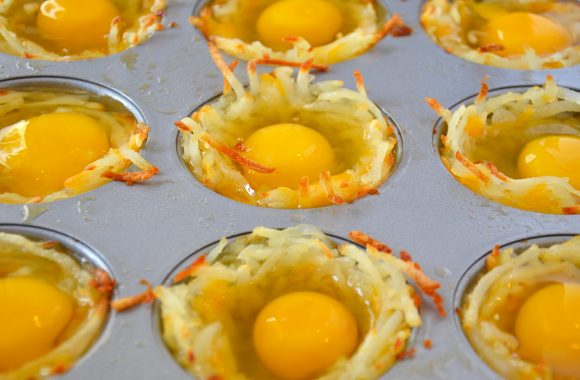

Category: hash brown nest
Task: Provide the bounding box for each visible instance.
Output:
[427,77,580,215]
[192,0,410,66]
[156,226,445,380]
[0,88,158,204]
[461,236,580,380]
[0,232,114,380]
[176,44,398,209]
[0,0,166,61]
[421,0,580,70]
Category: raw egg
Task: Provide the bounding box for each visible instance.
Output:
[256,0,343,51]
[0,0,166,60]
[421,0,580,69]
[192,0,398,65]
[0,277,74,371]
[0,87,157,204]
[462,236,580,380]
[242,123,336,191]
[37,0,120,54]
[478,12,572,57]
[517,135,580,189]
[515,283,580,378]
[178,48,398,208]
[428,76,580,214]
[155,226,444,380]
[3,112,111,198]
[0,231,113,378]
[253,291,358,380]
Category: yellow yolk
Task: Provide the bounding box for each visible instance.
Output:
[256,0,343,51]
[37,0,120,53]
[242,123,335,190]
[478,12,572,57]
[0,277,75,371]
[2,112,111,197]
[253,291,358,380]
[517,135,580,189]
[515,283,580,378]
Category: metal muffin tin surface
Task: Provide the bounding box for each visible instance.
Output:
[0,0,578,379]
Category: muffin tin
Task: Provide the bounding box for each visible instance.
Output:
[0,0,578,379]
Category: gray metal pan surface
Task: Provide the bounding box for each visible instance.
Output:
[0,0,578,379]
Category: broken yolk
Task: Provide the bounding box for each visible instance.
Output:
[253,291,358,380]
[517,135,580,189]
[478,12,572,57]
[0,277,74,371]
[242,123,335,191]
[256,0,343,51]
[37,0,120,54]
[2,112,111,198]
[515,283,580,378]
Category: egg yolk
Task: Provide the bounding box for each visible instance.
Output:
[256,0,343,51]
[517,135,580,189]
[2,112,111,197]
[514,283,580,378]
[37,0,120,53]
[253,292,358,380]
[0,277,75,371]
[242,123,335,190]
[478,12,572,57]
